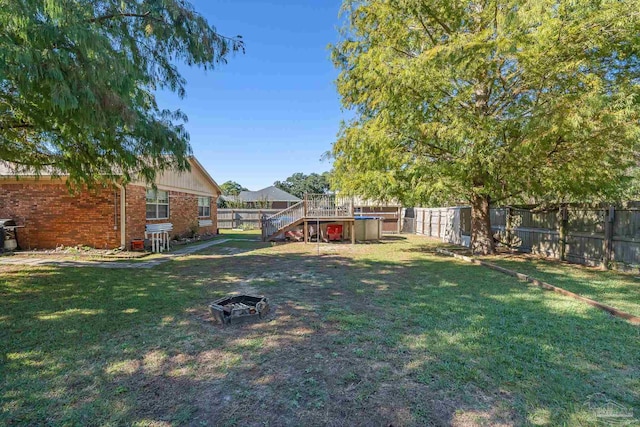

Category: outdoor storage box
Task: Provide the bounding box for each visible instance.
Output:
[327,224,343,241]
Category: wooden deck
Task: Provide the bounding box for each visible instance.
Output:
[261,194,356,242]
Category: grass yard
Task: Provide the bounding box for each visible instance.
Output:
[1,233,639,426]
[483,254,640,318]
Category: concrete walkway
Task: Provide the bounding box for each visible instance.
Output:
[0,237,260,269]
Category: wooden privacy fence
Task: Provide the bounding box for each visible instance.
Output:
[492,205,640,269]
[217,209,280,230]
[408,204,640,270]
[356,207,403,233]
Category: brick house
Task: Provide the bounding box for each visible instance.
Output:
[0,157,221,250]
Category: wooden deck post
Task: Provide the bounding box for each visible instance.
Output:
[351,221,355,244]
[304,221,308,244]
[303,195,308,217]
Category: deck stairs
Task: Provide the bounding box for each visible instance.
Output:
[261,194,354,241]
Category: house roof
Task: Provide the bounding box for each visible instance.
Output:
[0,156,222,195]
[237,186,301,202]
[186,157,222,195]
[0,163,58,177]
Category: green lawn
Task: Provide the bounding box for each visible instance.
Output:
[483,254,640,318]
[1,235,638,426]
[218,228,262,239]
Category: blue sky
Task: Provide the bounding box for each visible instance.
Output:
[156,0,346,190]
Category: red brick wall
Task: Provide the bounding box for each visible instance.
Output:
[0,182,218,250]
[0,182,120,249]
[125,185,218,248]
[208,198,218,235]
[124,185,146,247]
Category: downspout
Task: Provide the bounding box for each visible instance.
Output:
[115,184,126,249]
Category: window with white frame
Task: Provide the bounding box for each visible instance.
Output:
[198,196,211,218]
[146,189,169,219]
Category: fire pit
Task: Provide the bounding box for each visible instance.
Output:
[209,295,269,325]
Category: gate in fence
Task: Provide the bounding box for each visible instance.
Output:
[217,209,280,230]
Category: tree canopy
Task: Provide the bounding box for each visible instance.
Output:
[332,0,640,253]
[0,0,243,186]
[220,180,248,196]
[274,172,331,199]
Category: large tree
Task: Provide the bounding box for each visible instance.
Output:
[220,180,248,195]
[274,172,330,199]
[332,0,640,254]
[0,0,242,186]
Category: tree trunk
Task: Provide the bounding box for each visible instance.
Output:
[471,193,495,255]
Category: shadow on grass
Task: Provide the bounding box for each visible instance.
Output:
[402,238,640,318]
[477,256,640,318]
[378,235,408,241]
[1,241,639,426]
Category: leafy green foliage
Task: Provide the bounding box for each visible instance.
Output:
[331,0,640,207]
[274,172,331,198]
[0,0,243,186]
[218,197,245,209]
[220,180,248,196]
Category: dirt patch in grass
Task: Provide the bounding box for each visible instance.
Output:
[170,248,519,426]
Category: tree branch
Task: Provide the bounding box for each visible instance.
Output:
[422,5,452,34]
[0,158,57,167]
[403,134,456,160]
[0,122,34,131]
[87,11,244,46]
[391,46,417,58]
[546,136,564,160]
[415,13,438,45]
[88,11,153,23]
[491,190,524,204]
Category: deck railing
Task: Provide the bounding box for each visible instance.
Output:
[305,194,354,218]
[261,201,305,240]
